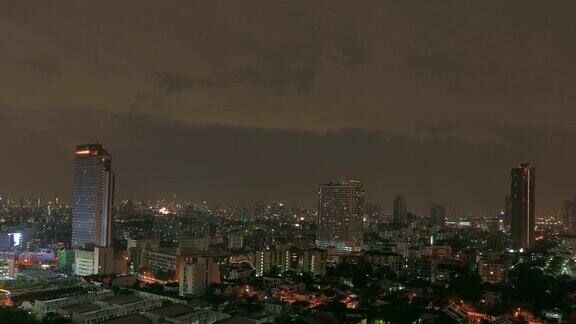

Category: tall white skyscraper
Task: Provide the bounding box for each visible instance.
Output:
[71,144,114,249]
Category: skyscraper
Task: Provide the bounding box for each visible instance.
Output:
[562,197,576,233]
[431,204,446,227]
[393,194,407,225]
[316,179,365,251]
[71,144,114,249]
[510,163,535,250]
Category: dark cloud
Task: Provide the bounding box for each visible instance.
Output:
[158,74,227,94]
[0,109,574,216]
[29,61,61,78]
[1,1,576,215]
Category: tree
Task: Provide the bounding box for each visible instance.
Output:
[320,300,347,317]
[448,272,481,302]
[267,266,281,278]
[42,312,70,324]
[0,306,71,324]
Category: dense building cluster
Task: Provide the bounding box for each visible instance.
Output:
[1,147,575,324]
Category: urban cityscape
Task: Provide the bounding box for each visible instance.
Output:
[2,1,576,324]
[0,143,572,324]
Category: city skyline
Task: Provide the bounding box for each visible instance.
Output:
[2,2,576,322]
[0,146,553,218]
[0,145,559,218]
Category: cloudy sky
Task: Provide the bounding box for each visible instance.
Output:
[1,1,576,215]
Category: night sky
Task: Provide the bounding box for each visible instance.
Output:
[1,1,576,216]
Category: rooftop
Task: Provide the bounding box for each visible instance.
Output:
[11,286,88,304]
[215,316,253,324]
[60,302,101,314]
[101,314,152,324]
[147,303,196,318]
[101,294,143,305]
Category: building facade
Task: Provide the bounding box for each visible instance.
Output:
[316,180,365,251]
[393,194,407,225]
[71,144,114,249]
[179,256,220,297]
[301,248,327,276]
[562,197,576,233]
[510,163,535,250]
[430,204,446,227]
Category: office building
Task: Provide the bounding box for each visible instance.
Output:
[71,144,114,249]
[562,197,576,233]
[479,259,510,284]
[365,251,402,273]
[316,179,365,251]
[254,249,273,277]
[407,256,437,282]
[179,236,209,254]
[127,237,159,273]
[254,244,290,277]
[393,194,407,225]
[510,163,535,250]
[227,231,245,250]
[301,248,327,276]
[0,257,16,278]
[422,245,452,259]
[74,249,96,276]
[146,304,226,324]
[141,250,178,277]
[431,204,446,227]
[74,246,115,276]
[179,256,220,297]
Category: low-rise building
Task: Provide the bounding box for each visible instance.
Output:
[0,257,16,278]
[227,263,253,280]
[227,231,245,250]
[97,294,163,317]
[74,246,117,276]
[365,251,402,273]
[101,314,152,324]
[74,249,96,276]
[302,248,327,276]
[20,289,114,319]
[58,302,118,324]
[477,252,511,284]
[145,303,228,324]
[422,245,452,259]
[407,257,437,282]
[479,261,508,284]
[141,249,178,280]
[264,299,289,315]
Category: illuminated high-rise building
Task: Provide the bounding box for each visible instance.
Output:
[393,194,407,225]
[71,144,114,249]
[510,163,535,250]
[316,179,365,251]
